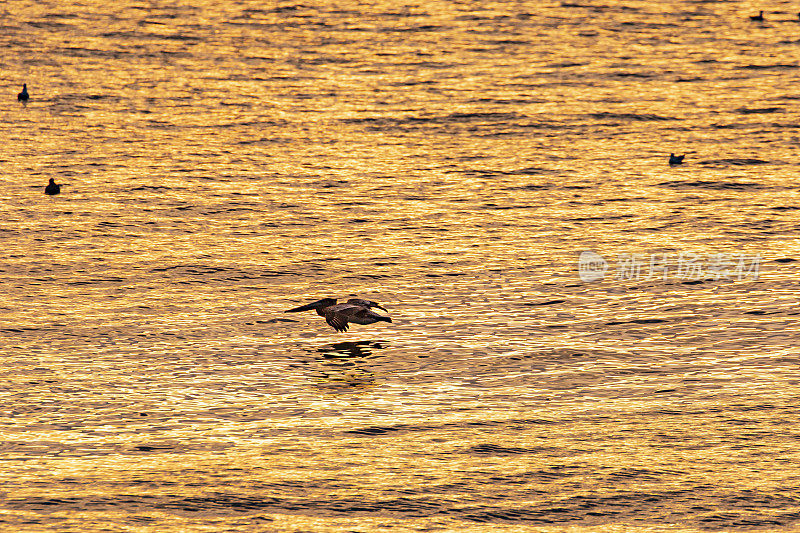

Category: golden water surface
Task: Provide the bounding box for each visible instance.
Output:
[2,0,800,531]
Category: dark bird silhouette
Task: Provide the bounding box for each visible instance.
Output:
[285,298,392,332]
[750,11,764,21]
[669,153,685,166]
[44,178,61,195]
[17,84,29,102]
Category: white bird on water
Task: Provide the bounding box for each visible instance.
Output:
[284,298,392,332]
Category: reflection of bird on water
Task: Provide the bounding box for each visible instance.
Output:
[285,298,392,332]
[750,11,764,21]
[313,341,385,390]
[319,340,385,358]
[669,153,685,166]
[17,84,29,102]
[44,178,61,195]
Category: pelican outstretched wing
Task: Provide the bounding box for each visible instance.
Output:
[285,298,337,314]
[323,303,364,332]
[325,314,350,332]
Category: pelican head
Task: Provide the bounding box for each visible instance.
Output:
[284,298,337,313]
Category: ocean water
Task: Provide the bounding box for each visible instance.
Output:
[2,0,800,531]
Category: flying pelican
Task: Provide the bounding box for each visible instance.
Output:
[44,178,61,195]
[285,298,392,332]
[669,153,685,166]
[17,84,29,102]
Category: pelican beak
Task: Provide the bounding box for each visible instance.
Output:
[375,304,388,313]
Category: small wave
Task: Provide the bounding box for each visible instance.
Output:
[346,425,406,436]
[605,318,668,326]
[388,24,446,33]
[547,61,587,68]
[658,180,764,190]
[734,107,782,114]
[612,72,656,79]
[507,167,563,176]
[697,158,771,166]
[587,112,673,121]
[508,184,554,191]
[739,63,799,70]
[342,112,527,126]
[467,443,538,456]
[523,299,567,306]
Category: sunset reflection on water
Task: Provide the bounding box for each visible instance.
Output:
[2,0,800,531]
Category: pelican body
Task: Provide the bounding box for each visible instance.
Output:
[17,84,29,102]
[285,298,391,332]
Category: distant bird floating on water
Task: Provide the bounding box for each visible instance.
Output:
[285,298,392,332]
[17,84,29,102]
[750,11,764,21]
[669,153,685,166]
[44,178,61,195]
